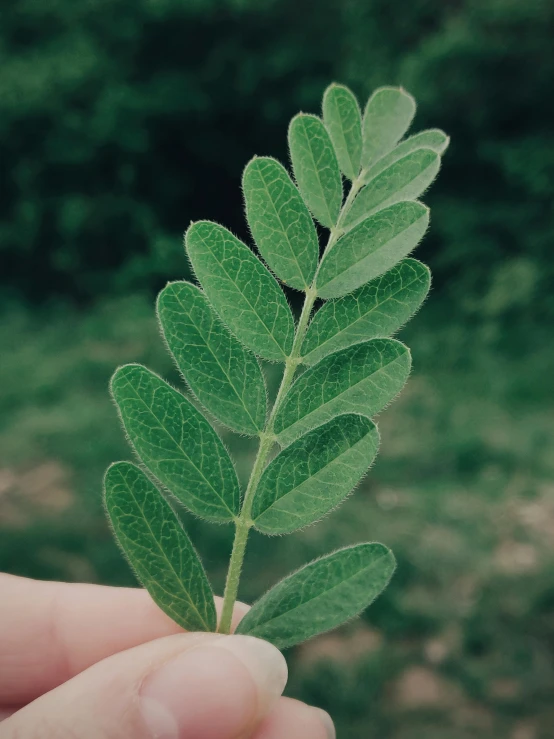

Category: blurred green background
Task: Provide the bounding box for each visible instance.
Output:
[1,0,553,736]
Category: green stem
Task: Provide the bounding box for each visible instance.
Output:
[218,174,363,634]
[266,289,317,433]
[217,292,315,634]
[339,177,363,226]
[216,518,250,633]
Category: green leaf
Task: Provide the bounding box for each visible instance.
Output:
[322,83,362,180]
[111,364,240,522]
[105,462,216,632]
[275,339,411,446]
[316,201,429,299]
[288,113,342,228]
[186,221,294,361]
[252,414,379,535]
[242,157,319,290]
[157,281,267,435]
[302,259,430,365]
[361,87,416,169]
[236,542,395,648]
[344,149,440,230]
[361,129,449,184]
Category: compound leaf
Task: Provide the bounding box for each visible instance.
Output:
[288,113,342,228]
[157,281,266,435]
[243,157,318,290]
[236,542,395,648]
[361,87,416,169]
[252,414,379,535]
[316,201,429,299]
[361,128,449,184]
[105,462,216,632]
[322,83,362,180]
[275,339,411,446]
[344,149,440,230]
[111,364,240,522]
[302,259,430,365]
[186,221,294,361]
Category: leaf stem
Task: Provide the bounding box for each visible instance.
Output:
[340,177,363,226]
[217,293,315,634]
[218,174,363,634]
[217,517,250,633]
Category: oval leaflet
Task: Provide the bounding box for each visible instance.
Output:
[275,339,411,446]
[186,221,295,361]
[243,156,319,290]
[105,462,217,632]
[302,259,431,365]
[237,543,396,649]
[252,414,380,535]
[158,281,267,435]
[111,364,241,523]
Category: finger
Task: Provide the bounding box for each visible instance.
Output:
[1,632,288,739]
[0,573,248,706]
[254,698,335,739]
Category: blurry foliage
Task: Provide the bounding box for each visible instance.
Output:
[1,0,554,332]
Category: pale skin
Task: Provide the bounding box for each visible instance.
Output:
[0,574,335,738]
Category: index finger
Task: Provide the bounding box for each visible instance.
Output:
[0,573,248,706]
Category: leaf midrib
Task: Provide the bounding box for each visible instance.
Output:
[120,374,236,517]
[302,271,424,361]
[171,289,260,431]
[319,211,426,291]
[256,162,312,289]
[245,550,389,632]
[364,131,446,182]
[297,117,333,226]
[328,93,356,177]
[118,475,212,631]
[348,155,435,227]
[279,349,406,436]
[195,228,287,358]
[256,426,373,520]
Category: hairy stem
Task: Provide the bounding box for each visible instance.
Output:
[216,518,249,633]
[218,175,363,634]
[217,293,314,634]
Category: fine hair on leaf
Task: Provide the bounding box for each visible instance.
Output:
[103,82,448,652]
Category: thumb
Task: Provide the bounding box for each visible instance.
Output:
[1,632,288,739]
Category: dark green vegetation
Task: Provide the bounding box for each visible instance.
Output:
[1,1,553,737]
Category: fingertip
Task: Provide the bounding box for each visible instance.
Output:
[229,600,251,632]
[212,635,288,717]
[254,697,335,739]
[140,635,287,738]
[313,708,336,739]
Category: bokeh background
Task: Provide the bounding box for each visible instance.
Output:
[1,1,553,736]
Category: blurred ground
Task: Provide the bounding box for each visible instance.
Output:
[1,297,552,739]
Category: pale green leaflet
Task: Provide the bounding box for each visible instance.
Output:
[243,156,318,290]
[274,339,411,446]
[252,414,380,534]
[288,113,342,228]
[104,82,447,650]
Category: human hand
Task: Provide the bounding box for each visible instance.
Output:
[0,573,334,738]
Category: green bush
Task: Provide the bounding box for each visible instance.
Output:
[1,0,553,331]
